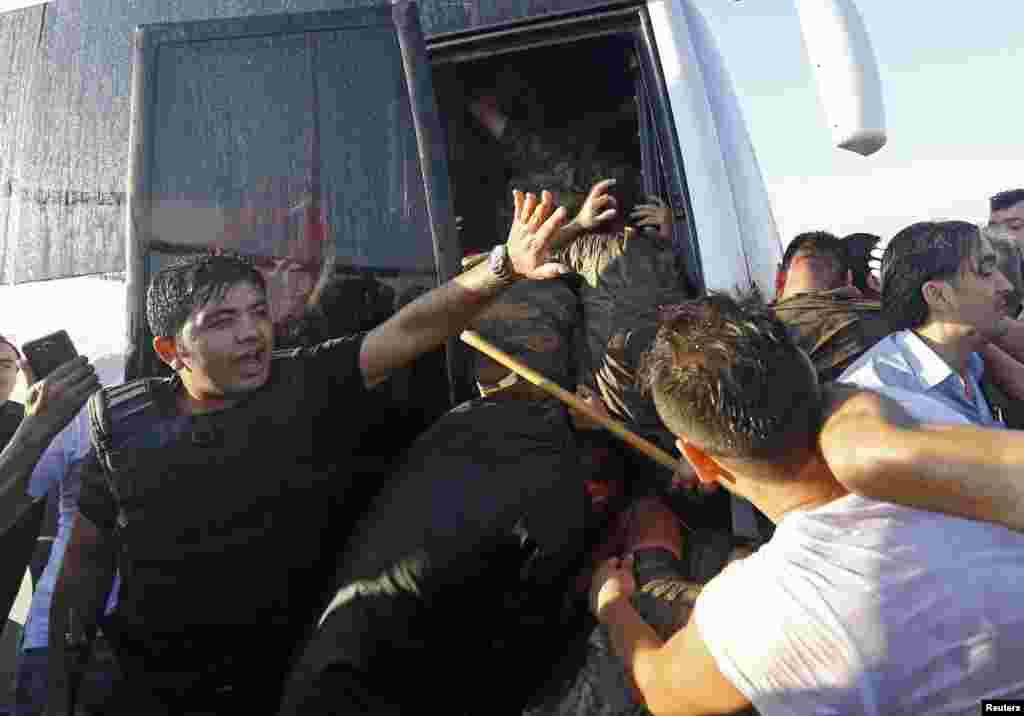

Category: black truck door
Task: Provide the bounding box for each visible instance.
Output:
[125,1,460,389]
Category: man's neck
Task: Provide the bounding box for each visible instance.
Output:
[727,452,849,525]
[779,280,850,302]
[176,379,237,416]
[914,323,979,377]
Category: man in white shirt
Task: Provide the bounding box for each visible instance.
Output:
[840,221,1014,425]
[589,292,1024,716]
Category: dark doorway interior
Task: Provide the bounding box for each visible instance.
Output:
[432,33,642,255]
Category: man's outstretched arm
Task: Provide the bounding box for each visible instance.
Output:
[358,190,568,388]
[590,556,752,716]
[820,386,1024,532]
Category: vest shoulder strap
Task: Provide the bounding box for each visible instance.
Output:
[87,377,171,527]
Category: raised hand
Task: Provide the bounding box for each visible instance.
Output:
[506,190,571,280]
[630,195,674,241]
[575,178,620,231]
[20,356,100,441]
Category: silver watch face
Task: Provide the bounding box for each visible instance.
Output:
[489,244,510,277]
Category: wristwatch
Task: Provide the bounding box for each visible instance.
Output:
[488,243,517,285]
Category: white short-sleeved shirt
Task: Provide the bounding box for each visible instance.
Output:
[695,494,1024,715]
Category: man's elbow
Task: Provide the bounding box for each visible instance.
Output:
[820,389,915,496]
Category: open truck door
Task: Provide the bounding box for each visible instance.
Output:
[645,0,783,299]
[124,1,462,397]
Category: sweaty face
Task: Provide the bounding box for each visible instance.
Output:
[177,281,274,401]
[785,245,846,291]
[947,238,1014,340]
[0,343,19,403]
[990,201,1024,246]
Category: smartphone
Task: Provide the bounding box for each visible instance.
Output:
[21,330,78,381]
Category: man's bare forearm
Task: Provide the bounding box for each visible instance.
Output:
[820,387,1024,532]
[597,598,669,711]
[359,260,512,388]
[359,191,568,388]
[0,418,56,533]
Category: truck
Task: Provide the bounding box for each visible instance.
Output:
[0,0,885,386]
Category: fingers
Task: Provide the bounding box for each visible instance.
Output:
[24,358,100,424]
[521,192,542,226]
[38,354,88,383]
[513,190,525,223]
[630,204,666,217]
[537,205,568,241]
[588,178,617,198]
[53,360,99,398]
[16,358,35,386]
[593,194,617,211]
[532,262,571,279]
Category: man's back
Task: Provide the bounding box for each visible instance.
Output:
[280,395,590,716]
[771,288,890,382]
[695,494,1024,715]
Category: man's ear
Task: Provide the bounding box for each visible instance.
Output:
[675,439,734,486]
[775,265,787,299]
[153,335,185,372]
[921,279,952,312]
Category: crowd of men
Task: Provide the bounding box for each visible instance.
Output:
[2,140,1024,716]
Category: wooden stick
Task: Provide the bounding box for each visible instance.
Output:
[460,330,681,473]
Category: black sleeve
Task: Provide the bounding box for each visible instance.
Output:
[294,333,371,408]
[75,451,119,535]
[290,334,431,455]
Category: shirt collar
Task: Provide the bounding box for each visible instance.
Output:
[896,330,958,390]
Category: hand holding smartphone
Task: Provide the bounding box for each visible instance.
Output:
[21,330,79,382]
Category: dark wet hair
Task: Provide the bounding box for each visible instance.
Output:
[782,231,847,272]
[147,254,266,339]
[881,221,981,331]
[991,189,1024,213]
[843,232,882,293]
[640,291,821,462]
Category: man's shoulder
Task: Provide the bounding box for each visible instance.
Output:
[837,331,913,385]
[90,376,190,455]
[270,333,366,374]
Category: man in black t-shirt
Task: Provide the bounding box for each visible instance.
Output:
[49,191,573,714]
